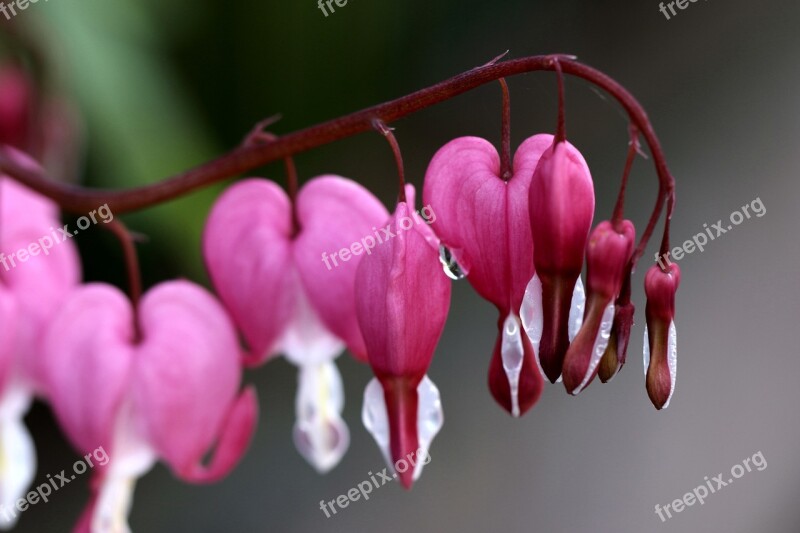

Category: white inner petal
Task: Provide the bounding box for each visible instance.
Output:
[500,314,524,418]
[293,360,350,474]
[280,285,344,367]
[568,277,586,342]
[572,302,615,396]
[643,326,650,377]
[362,375,443,481]
[663,320,678,409]
[520,274,544,375]
[0,384,35,530]
[93,399,156,533]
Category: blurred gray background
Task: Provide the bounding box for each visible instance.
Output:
[6,0,800,531]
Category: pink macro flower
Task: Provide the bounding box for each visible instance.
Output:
[423,135,552,417]
[561,220,635,394]
[356,190,449,489]
[204,176,388,472]
[0,155,80,528]
[42,281,258,533]
[643,263,680,409]
[526,139,595,383]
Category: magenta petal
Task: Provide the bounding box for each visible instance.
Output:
[423,135,550,312]
[204,178,295,365]
[42,284,135,453]
[0,291,16,393]
[132,281,253,479]
[355,202,451,378]
[181,387,259,484]
[293,175,389,361]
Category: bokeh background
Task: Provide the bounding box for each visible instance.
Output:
[2,0,799,531]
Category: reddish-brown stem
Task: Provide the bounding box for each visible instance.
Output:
[612,125,639,230]
[0,54,674,261]
[553,58,566,144]
[104,219,143,339]
[373,119,406,203]
[498,78,512,180]
[283,156,300,235]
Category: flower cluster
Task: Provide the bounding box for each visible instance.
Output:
[0,57,680,531]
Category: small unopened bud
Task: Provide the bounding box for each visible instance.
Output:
[643,263,681,410]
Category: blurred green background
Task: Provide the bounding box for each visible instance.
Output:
[3,0,800,531]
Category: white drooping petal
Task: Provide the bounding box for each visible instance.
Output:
[571,302,615,396]
[292,360,349,473]
[520,274,544,371]
[568,277,586,342]
[642,321,677,409]
[362,375,443,481]
[279,286,351,471]
[92,400,156,533]
[500,314,524,418]
[0,384,35,531]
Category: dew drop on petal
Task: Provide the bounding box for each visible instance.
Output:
[501,314,524,417]
[362,375,443,481]
[292,360,350,473]
[568,277,586,342]
[438,245,467,280]
[572,302,614,395]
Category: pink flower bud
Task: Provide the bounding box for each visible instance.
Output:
[562,220,635,394]
[528,140,595,382]
[643,263,681,409]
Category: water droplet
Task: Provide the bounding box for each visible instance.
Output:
[439,245,466,280]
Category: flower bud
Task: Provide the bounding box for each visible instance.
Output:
[562,220,635,394]
[643,263,681,409]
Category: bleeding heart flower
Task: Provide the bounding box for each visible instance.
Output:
[561,220,635,394]
[423,135,551,416]
[356,191,449,489]
[643,263,680,410]
[527,139,595,383]
[204,175,388,473]
[0,168,80,529]
[42,281,258,533]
